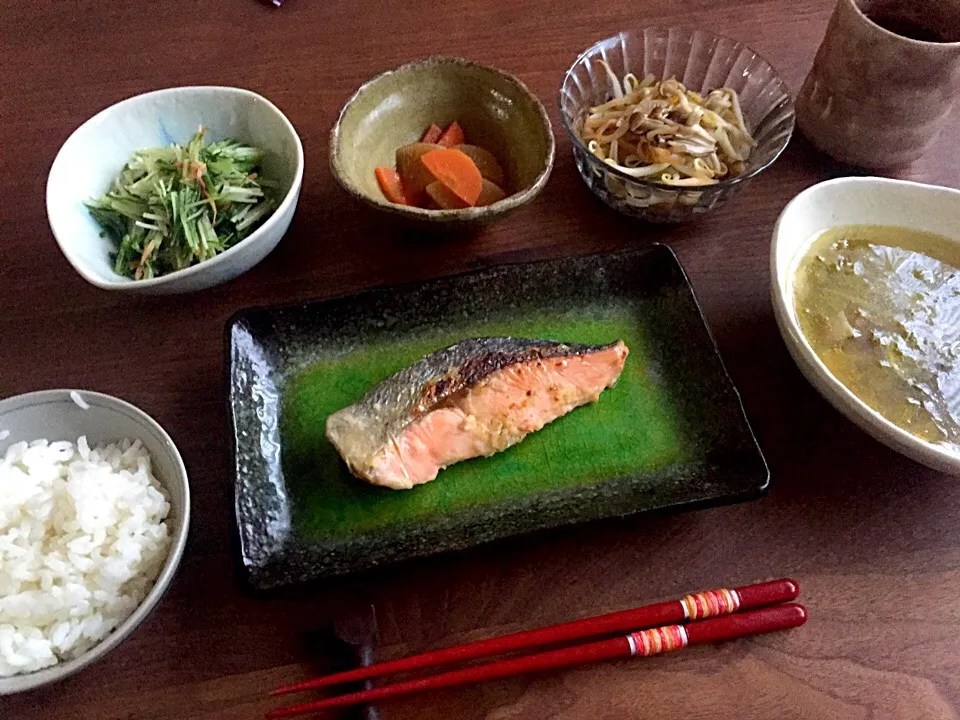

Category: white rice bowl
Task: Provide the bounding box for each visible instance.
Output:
[0,437,171,677]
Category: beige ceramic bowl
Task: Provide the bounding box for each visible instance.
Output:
[330,57,555,226]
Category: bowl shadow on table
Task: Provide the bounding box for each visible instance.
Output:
[785,134,878,183]
[787,128,959,183]
[212,186,476,312]
[715,309,960,574]
[247,180,666,319]
[255,184,491,275]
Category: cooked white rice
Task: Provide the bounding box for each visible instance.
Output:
[0,437,171,677]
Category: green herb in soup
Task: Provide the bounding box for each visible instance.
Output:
[793,225,960,451]
[85,127,277,280]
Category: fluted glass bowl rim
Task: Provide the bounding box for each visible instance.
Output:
[559,27,796,192]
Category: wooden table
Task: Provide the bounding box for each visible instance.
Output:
[3,0,960,717]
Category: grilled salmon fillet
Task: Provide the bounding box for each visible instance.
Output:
[325,337,629,490]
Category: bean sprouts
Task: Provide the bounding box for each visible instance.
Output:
[578,65,756,187]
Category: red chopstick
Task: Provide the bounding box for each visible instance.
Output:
[266,603,807,719]
[271,577,797,697]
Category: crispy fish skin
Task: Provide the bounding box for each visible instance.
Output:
[325,337,629,490]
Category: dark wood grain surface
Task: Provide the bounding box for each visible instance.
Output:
[3,1,960,718]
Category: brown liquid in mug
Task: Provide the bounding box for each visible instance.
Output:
[866,8,958,42]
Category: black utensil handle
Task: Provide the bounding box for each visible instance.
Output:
[355,644,381,720]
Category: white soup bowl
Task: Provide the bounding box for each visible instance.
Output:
[771,177,960,474]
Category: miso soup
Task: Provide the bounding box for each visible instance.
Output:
[793,225,960,452]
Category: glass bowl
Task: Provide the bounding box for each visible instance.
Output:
[560,28,796,223]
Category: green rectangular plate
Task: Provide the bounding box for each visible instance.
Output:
[227,246,768,590]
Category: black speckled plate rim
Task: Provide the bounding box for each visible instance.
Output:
[225,244,770,591]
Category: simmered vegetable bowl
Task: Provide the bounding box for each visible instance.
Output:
[85,128,277,280]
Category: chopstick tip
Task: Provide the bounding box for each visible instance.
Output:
[270,674,342,697]
[776,602,808,628]
[794,602,809,623]
[783,578,801,599]
[269,680,310,696]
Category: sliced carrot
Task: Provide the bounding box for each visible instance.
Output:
[425,181,469,209]
[375,167,408,205]
[437,121,465,148]
[420,124,442,144]
[455,144,505,187]
[475,178,507,206]
[396,142,444,202]
[420,148,483,206]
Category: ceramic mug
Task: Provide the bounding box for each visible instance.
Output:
[796,0,960,168]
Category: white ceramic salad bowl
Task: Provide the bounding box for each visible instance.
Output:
[46,86,304,294]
